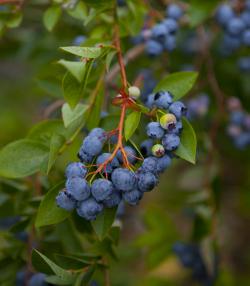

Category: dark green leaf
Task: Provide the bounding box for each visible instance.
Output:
[0,139,49,179]
[153,71,198,100]
[63,72,83,108]
[124,111,141,141]
[175,118,197,164]
[60,46,102,58]
[35,182,70,228]
[47,134,65,173]
[91,207,117,240]
[43,6,61,31]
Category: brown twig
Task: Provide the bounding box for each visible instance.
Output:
[42,99,64,119]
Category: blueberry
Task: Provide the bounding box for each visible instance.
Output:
[160,113,177,131]
[123,189,143,205]
[242,29,250,46]
[230,111,244,125]
[78,149,94,163]
[243,115,250,130]
[103,190,122,208]
[137,172,158,192]
[241,11,250,27]
[234,132,250,149]
[164,35,176,51]
[66,177,90,201]
[145,40,163,56]
[222,34,241,51]
[96,153,119,174]
[146,93,156,109]
[91,179,114,202]
[152,144,165,157]
[111,168,137,192]
[141,156,158,174]
[16,271,25,286]
[238,57,250,72]
[140,139,154,157]
[156,154,172,173]
[166,4,183,20]
[163,18,178,34]
[117,146,137,165]
[216,4,234,26]
[65,162,87,178]
[110,134,118,144]
[82,136,103,156]
[154,90,173,109]
[77,198,103,221]
[226,17,245,35]
[152,23,168,41]
[227,124,242,137]
[73,35,86,46]
[162,134,180,151]
[116,201,125,217]
[89,128,107,142]
[56,190,76,211]
[146,122,165,139]
[169,101,187,119]
[169,120,183,134]
[28,273,47,286]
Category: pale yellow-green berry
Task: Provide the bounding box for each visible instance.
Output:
[128,86,141,99]
[152,144,165,157]
[160,113,177,130]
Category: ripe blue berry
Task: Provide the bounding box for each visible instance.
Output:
[166,4,183,20]
[82,135,103,156]
[89,127,107,142]
[146,40,164,56]
[216,4,234,26]
[169,101,187,119]
[140,139,154,157]
[103,190,122,208]
[117,146,137,165]
[241,11,250,27]
[152,23,168,41]
[123,189,143,205]
[77,198,103,221]
[66,177,90,201]
[238,57,250,72]
[156,154,172,173]
[152,144,165,157]
[141,156,158,174]
[242,29,250,46]
[146,93,155,109]
[169,120,183,135]
[226,17,245,35]
[154,90,173,109]
[56,190,76,211]
[65,162,87,178]
[91,179,114,202]
[111,168,137,192]
[96,153,119,173]
[164,35,176,51]
[137,172,158,192]
[162,134,180,151]
[28,273,46,286]
[230,111,244,125]
[146,122,165,139]
[163,18,178,34]
[78,149,94,163]
[73,35,86,46]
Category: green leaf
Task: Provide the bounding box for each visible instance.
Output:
[60,46,102,58]
[124,111,141,141]
[153,72,198,100]
[175,118,197,164]
[32,249,75,283]
[58,60,86,83]
[105,51,116,72]
[0,139,49,179]
[83,0,114,8]
[66,1,87,21]
[6,12,23,28]
[43,6,61,31]
[62,103,89,128]
[35,182,70,228]
[47,134,65,174]
[46,275,71,285]
[91,207,117,240]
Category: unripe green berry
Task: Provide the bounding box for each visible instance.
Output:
[152,144,165,157]
[160,113,177,130]
[128,86,141,99]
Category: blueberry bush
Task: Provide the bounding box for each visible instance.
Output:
[0,0,250,285]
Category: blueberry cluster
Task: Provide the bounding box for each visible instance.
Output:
[133,4,184,56]
[173,242,216,286]
[186,94,210,121]
[16,272,51,286]
[216,1,250,55]
[56,89,186,221]
[226,97,250,149]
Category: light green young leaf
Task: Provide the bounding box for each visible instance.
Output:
[35,182,70,228]
[62,103,89,128]
[58,60,86,83]
[46,275,71,285]
[43,6,61,31]
[153,72,198,100]
[105,51,116,72]
[60,46,102,58]
[47,134,66,174]
[32,249,75,283]
[66,1,87,21]
[91,207,117,240]
[0,139,49,179]
[6,12,23,28]
[124,111,141,141]
[175,118,197,164]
